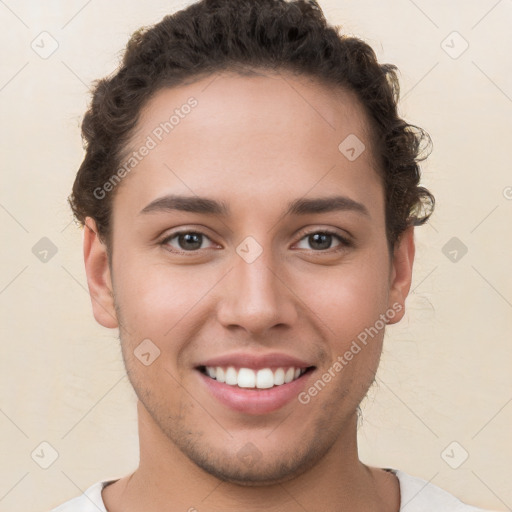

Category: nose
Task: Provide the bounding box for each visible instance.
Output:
[216,248,298,337]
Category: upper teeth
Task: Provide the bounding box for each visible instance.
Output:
[205,366,306,389]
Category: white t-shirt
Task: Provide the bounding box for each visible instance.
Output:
[49,468,491,511]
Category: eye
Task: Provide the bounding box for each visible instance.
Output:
[159,228,352,254]
[295,230,351,252]
[161,230,215,252]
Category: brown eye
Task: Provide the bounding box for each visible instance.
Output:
[295,230,351,252]
[161,231,213,252]
[308,233,334,250]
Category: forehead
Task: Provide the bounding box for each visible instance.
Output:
[113,71,382,219]
[133,70,374,156]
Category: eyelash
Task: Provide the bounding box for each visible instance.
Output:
[159,229,352,255]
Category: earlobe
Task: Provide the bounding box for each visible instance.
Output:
[387,226,415,325]
[83,217,118,329]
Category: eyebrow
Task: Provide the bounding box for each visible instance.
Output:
[139,194,370,218]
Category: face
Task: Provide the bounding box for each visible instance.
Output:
[84,70,414,485]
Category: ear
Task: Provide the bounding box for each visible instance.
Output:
[387,226,415,325]
[83,217,118,328]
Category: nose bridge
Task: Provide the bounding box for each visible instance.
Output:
[217,241,295,334]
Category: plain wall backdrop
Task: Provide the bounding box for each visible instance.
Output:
[0,1,511,511]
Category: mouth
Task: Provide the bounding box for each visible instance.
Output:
[195,359,316,415]
[197,365,316,389]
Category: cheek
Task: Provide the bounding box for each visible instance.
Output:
[114,262,201,388]
[115,257,207,329]
[301,255,390,341]
[113,256,225,374]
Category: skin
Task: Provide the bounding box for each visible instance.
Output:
[83,70,415,512]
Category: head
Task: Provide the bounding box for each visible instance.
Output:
[72,0,434,485]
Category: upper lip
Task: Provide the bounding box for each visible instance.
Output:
[196,352,315,370]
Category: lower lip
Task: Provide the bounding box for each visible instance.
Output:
[198,370,314,415]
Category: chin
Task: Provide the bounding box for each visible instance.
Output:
[172,431,331,487]
[189,454,313,486]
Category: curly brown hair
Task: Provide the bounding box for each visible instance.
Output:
[69,0,434,255]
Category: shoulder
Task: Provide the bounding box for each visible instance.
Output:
[49,480,115,512]
[390,469,493,511]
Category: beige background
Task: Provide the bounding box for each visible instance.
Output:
[0,0,511,511]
